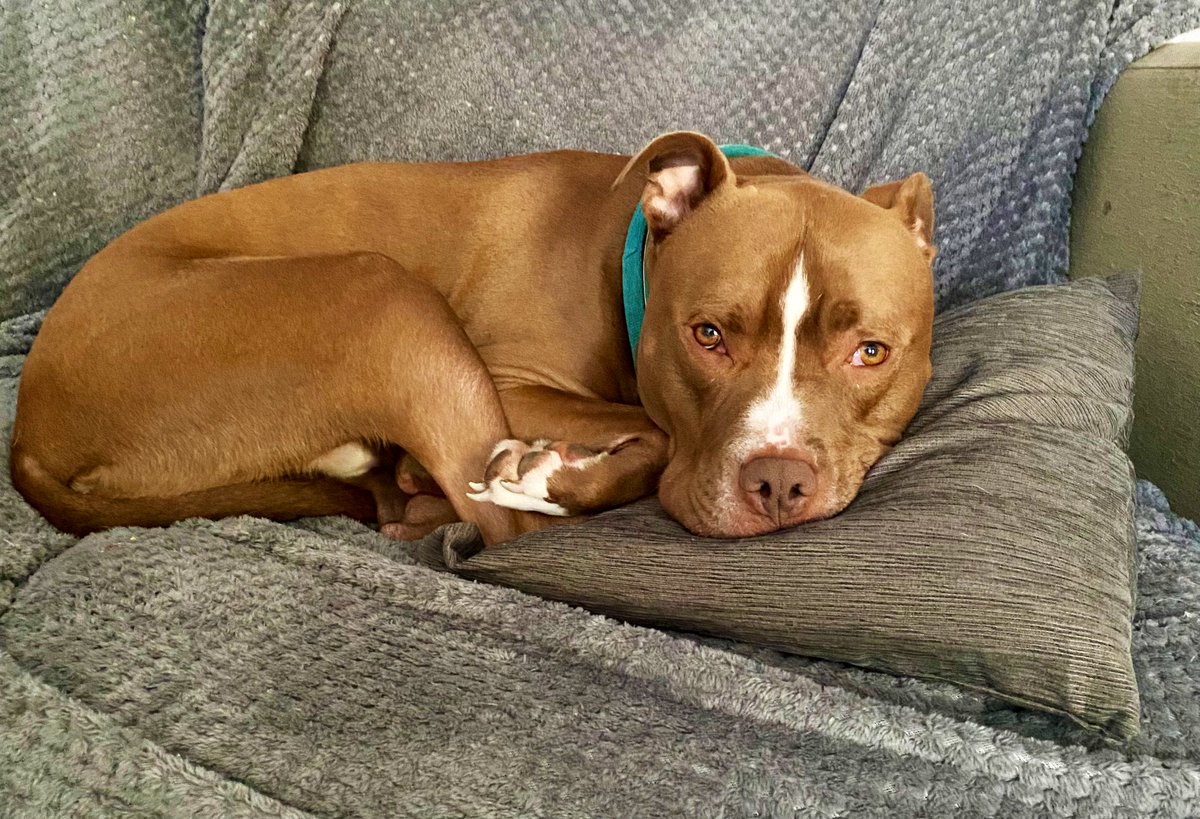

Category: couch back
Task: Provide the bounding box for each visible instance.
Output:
[4,0,1195,321]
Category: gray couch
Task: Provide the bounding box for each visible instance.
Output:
[4,2,1200,815]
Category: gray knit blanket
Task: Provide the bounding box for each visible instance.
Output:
[4,1,1200,815]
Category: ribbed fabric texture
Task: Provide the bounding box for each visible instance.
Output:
[418,277,1143,738]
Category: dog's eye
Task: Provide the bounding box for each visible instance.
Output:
[852,341,889,367]
[693,323,723,350]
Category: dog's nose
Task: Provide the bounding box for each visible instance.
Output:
[738,456,817,526]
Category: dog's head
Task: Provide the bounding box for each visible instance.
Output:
[618,132,935,537]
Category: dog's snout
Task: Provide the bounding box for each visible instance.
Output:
[738,456,817,525]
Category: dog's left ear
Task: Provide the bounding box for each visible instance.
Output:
[861,173,936,262]
[614,131,734,242]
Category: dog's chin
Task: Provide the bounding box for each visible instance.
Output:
[662,485,856,539]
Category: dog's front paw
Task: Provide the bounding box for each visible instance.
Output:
[466,439,606,516]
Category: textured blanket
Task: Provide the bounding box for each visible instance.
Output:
[4,0,1200,815]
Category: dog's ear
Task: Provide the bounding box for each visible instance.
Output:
[861,173,936,262]
[614,132,733,242]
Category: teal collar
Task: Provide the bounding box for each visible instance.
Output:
[621,144,781,364]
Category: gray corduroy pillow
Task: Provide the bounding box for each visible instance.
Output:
[417,275,1142,738]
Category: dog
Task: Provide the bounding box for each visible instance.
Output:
[10,131,935,546]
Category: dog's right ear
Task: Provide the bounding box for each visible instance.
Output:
[614,132,733,242]
[861,173,936,263]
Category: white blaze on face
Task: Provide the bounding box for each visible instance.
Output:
[744,253,810,449]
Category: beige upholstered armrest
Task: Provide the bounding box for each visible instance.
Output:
[1070,41,1200,521]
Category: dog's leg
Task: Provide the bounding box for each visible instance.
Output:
[379,494,460,541]
[338,258,550,545]
[395,453,443,496]
[466,386,669,516]
[301,443,456,538]
[16,252,537,545]
[345,451,453,542]
[281,252,547,545]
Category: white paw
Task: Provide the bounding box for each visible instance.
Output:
[466,439,571,516]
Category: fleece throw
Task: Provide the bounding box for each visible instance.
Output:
[3,0,1200,815]
[4,0,1200,320]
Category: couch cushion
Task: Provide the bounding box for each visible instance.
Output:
[418,275,1142,738]
[4,517,1133,816]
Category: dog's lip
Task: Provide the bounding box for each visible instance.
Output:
[680,516,805,539]
[672,483,848,539]
[672,502,812,539]
[703,505,845,538]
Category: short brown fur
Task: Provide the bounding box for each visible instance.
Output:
[11,133,935,544]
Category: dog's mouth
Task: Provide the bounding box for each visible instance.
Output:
[666,493,848,539]
[658,456,859,539]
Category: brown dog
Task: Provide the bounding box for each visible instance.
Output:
[10,132,935,545]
